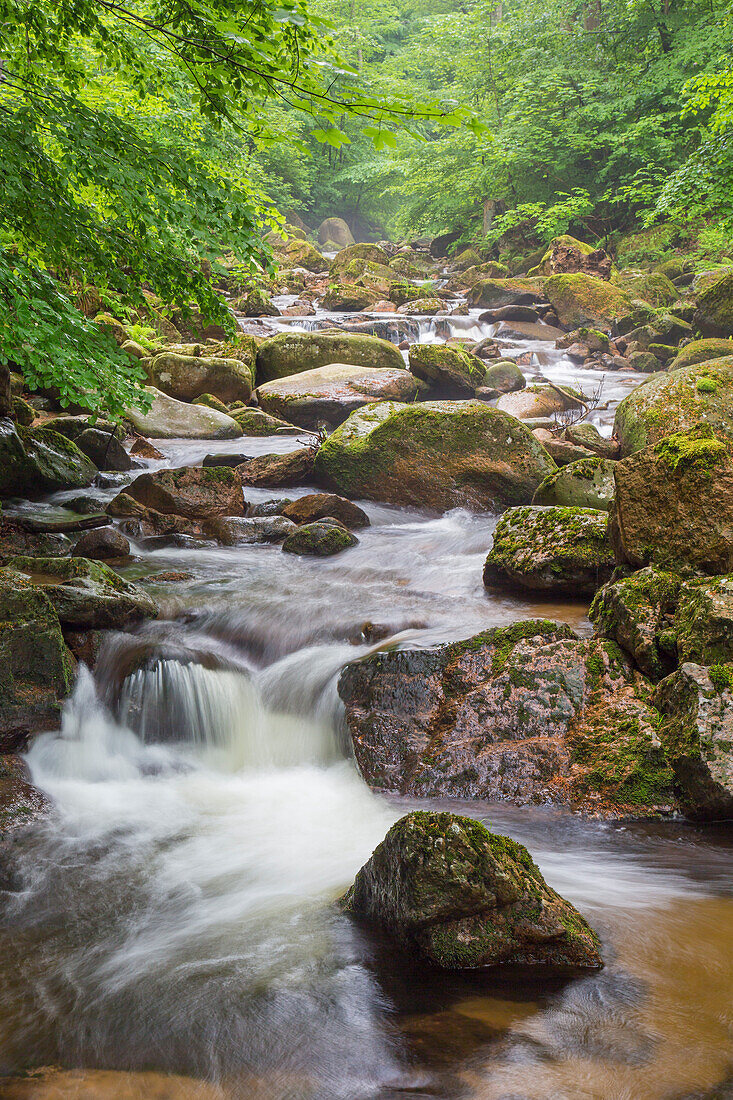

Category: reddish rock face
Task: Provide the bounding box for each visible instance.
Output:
[236,447,315,489]
[281,493,369,529]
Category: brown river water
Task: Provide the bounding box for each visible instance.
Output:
[0,310,731,1100]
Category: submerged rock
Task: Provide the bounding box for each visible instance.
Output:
[256,331,404,384]
[282,519,358,556]
[122,466,245,519]
[533,456,616,510]
[7,556,158,629]
[314,400,557,511]
[257,363,421,430]
[339,810,603,969]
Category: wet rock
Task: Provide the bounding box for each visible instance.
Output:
[314,400,556,511]
[282,519,358,556]
[203,515,296,545]
[125,387,242,440]
[281,493,370,529]
[655,664,733,820]
[236,447,316,488]
[496,384,584,420]
[0,419,97,498]
[323,283,380,311]
[144,351,254,404]
[75,427,134,471]
[0,519,72,563]
[247,498,293,517]
[65,495,110,515]
[122,466,245,519]
[338,623,675,812]
[610,424,733,574]
[7,556,158,629]
[397,297,444,315]
[339,810,603,969]
[613,361,733,456]
[533,456,616,511]
[73,526,131,560]
[563,422,618,458]
[545,274,633,329]
[481,359,525,394]
[0,569,74,747]
[479,305,541,323]
[256,330,404,384]
[231,407,301,435]
[0,754,50,839]
[694,269,733,337]
[129,437,165,459]
[107,494,206,540]
[590,567,683,681]
[257,363,421,430]
[484,506,613,596]
[408,343,485,395]
[668,338,733,371]
[495,320,565,342]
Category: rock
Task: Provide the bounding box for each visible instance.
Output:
[231,287,280,317]
[106,494,206,539]
[495,320,565,342]
[129,437,165,459]
[94,312,129,344]
[668,339,733,371]
[339,810,602,969]
[612,271,677,307]
[611,423,733,573]
[194,393,229,415]
[203,515,295,545]
[231,407,301,435]
[484,506,613,596]
[277,238,327,273]
[496,384,584,420]
[538,434,595,466]
[236,447,315,488]
[397,297,443,315]
[315,400,557,511]
[0,569,74,747]
[545,274,633,329]
[7,556,158,629]
[256,330,405,384]
[564,422,618,458]
[481,360,525,394]
[144,351,253,404]
[408,343,485,395]
[628,350,662,374]
[533,457,616,511]
[282,519,358,556]
[675,575,733,666]
[73,526,131,560]
[0,520,72,563]
[557,327,610,353]
[589,567,683,681]
[329,245,389,278]
[121,339,148,359]
[281,493,370,528]
[613,360,733,456]
[0,420,97,498]
[694,270,733,337]
[257,363,421,430]
[467,277,547,309]
[0,755,50,848]
[530,236,611,279]
[655,664,733,820]
[12,396,34,426]
[0,1068,230,1100]
[75,427,133,471]
[65,496,105,516]
[125,387,242,440]
[323,283,380,311]
[479,305,541,323]
[122,466,244,519]
[318,217,355,248]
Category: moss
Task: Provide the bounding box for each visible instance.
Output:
[653,423,728,473]
[545,272,632,328]
[708,663,733,692]
[696,377,718,394]
[489,619,572,673]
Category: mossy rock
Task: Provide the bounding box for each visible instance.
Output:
[613,359,733,456]
[529,235,598,276]
[589,567,684,681]
[668,339,733,372]
[123,465,245,519]
[125,387,242,440]
[339,810,602,969]
[467,277,547,309]
[533,456,616,511]
[231,407,300,436]
[484,505,613,596]
[282,519,358,557]
[694,269,733,337]
[0,421,97,499]
[407,343,485,395]
[278,238,328,273]
[482,360,525,394]
[329,243,389,278]
[611,270,677,307]
[314,399,557,512]
[144,351,253,405]
[545,273,633,329]
[256,330,404,385]
[194,393,229,415]
[323,283,380,311]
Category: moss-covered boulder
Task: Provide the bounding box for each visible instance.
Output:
[231,287,280,317]
[278,238,327,273]
[231,407,300,436]
[257,363,421,430]
[329,243,388,277]
[484,506,613,596]
[530,236,610,279]
[613,360,733,456]
[322,283,379,311]
[0,569,74,746]
[125,387,242,440]
[397,296,444,315]
[339,811,602,969]
[256,330,404,385]
[144,351,253,405]
[694,269,733,337]
[533,456,616,511]
[194,393,229,415]
[655,664,733,820]
[611,270,677,307]
[317,217,355,248]
[611,424,733,574]
[563,423,618,459]
[668,339,733,371]
[0,421,97,499]
[545,273,633,329]
[482,360,525,394]
[282,519,358,557]
[314,400,557,511]
[122,466,245,519]
[407,343,485,395]
[7,556,158,630]
[467,277,547,309]
[675,576,733,666]
[590,567,683,681]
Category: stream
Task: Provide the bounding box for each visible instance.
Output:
[1,308,732,1099]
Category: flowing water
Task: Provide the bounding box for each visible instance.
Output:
[1,309,732,1099]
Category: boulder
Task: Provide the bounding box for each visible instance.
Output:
[613,360,733,456]
[338,622,675,812]
[73,526,131,560]
[106,494,206,539]
[144,352,253,404]
[611,424,733,574]
[0,420,97,498]
[483,506,613,596]
[314,400,557,511]
[278,238,327,273]
[481,360,525,394]
[318,217,355,248]
[194,393,229,415]
[612,271,677,307]
[281,493,370,529]
[496,384,584,420]
[339,810,602,969]
[8,556,158,630]
[230,287,280,317]
[494,320,565,342]
[563,422,618,459]
[0,569,74,748]
[257,363,421,430]
[397,297,443,315]
[329,245,389,277]
[589,567,683,681]
[202,515,295,545]
[125,387,242,440]
[408,344,485,395]
[231,407,301,435]
[122,466,245,519]
[75,427,133,471]
[694,270,733,337]
[479,305,540,323]
[467,277,546,309]
[545,274,633,329]
[668,339,733,371]
[282,519,358,557]
[323,284,380,311]
[533,456,616,510]
[675,575,733,666]
[530,236,610,279]
[256,331,405,385]
[236,447,315,487]
[655,664,733,820]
